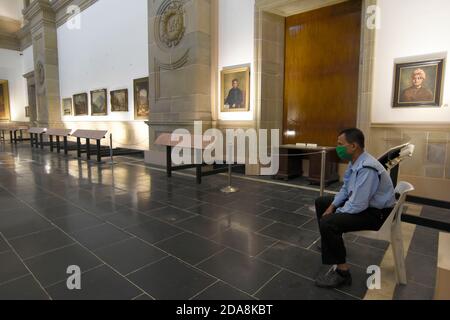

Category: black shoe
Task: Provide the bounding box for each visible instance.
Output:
[315,269,352,288]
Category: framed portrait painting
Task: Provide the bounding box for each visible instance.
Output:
[134,77,150,120]
[393,58,444,108]
[0,80,11,121]
[62,98,72,116]
[91,89,108,116]
[221,66,250,112]
[111,89,129,112]
[73,93,88,116]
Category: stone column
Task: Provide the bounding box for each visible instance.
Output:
[146,0,212,165]
[23,0,61,128]
[23,71,37,124]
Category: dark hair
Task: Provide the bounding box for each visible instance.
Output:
[232,79,239,83]
[339,128,365,149]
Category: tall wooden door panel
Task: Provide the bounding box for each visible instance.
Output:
[284,0,362,146]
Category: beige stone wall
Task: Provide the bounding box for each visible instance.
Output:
[370,124,450,202]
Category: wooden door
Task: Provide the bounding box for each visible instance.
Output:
[0,80,11,121]
[284,0,362,146]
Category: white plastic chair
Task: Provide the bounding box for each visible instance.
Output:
[353,181,415,285]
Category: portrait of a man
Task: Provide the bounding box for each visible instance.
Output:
[393,58,444,107]
[221,66,250,112]
[225,79,244,109]
[400,68,434,102]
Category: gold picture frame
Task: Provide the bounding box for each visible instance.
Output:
[220,66,250,113]
[62,98,72,116]
[393,58,444,108]
[111,89,129,112]
[91,89,108,116]
[134,77,150,120]
[73,93,88,116]
[0,80,11,121]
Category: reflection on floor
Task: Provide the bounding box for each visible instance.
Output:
[0,143,444,300]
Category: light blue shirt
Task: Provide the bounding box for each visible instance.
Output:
[333,152,396,214]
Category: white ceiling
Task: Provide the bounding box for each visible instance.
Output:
[0,0,24,21]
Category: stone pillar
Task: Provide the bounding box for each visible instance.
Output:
[23,71,37,124]
[23,0,61,128]
[146,0,212,165]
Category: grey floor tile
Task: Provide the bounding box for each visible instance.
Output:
[258,242,323,280]
[176,215,230,239]
[394,281,435,300]
[188,203,236,220]
[156,232,223,265]
[405,251,437,288]
[0,209,53,240]
[0,251,29,284]
[52,214,104,234]
[71,224,131,251]
[260,209,311,227]
[221,212,274,232]
[197,249,281,295]
[47,265,142,300]
[259,223,320,248]
[408,227,439,257]
[149,206,196,224]
[103,208,153,229]
[127,257,215,300]
[9,228,75,260]
[260,198,304,213]
[94,238,167,275]
[34,203,88,221]
[211,228,276,257]
[25,244,102,288]
[255,270,355,300]
[0,275,49,300]
[193,281,255,300]
[222,200,271,216]
[125,218,184,244]
[345,242,386,269]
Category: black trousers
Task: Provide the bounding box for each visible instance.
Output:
[315,196,392,265]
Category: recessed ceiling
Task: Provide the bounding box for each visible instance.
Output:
[0,0,24,21]
[257,0,350,17]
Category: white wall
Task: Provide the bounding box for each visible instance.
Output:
[218,0,255,121]
[22,45,33,75]
[0,48,28,121]
[372,0,450,123]
[57,0,148,123]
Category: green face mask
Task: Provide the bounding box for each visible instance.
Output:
[336,145,353,161]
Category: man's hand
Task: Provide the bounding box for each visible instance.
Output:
[323,204,336,217]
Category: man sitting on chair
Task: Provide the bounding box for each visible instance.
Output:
[315,128,396,288]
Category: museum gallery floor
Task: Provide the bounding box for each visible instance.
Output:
[0,143,444,300]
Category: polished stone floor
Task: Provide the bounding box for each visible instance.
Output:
[0,143,442,300]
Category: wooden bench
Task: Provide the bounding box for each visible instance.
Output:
[45,129,73,155]
[29,127,47,149]
[1,124,29,144]
[155,133,232,184]
[72,129,108,163]
[435,232,450,300]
